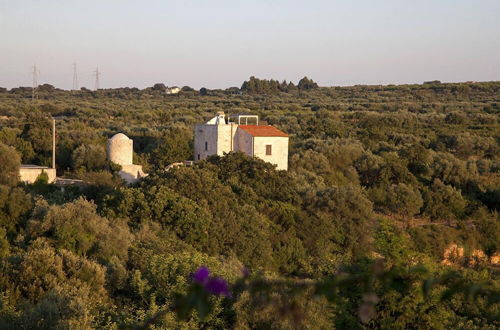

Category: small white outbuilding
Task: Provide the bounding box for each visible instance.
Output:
[166,86,181,94]
[107,133,146,184]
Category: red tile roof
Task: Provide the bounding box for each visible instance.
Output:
[238,125,288,137]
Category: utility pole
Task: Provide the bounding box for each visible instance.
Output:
[32,64,39,102]
[94,66,100,90]
[52,117,56,169]
[72,63,78,90]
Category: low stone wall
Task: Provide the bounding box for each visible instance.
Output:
[19,168,56,184]
[119,164,147,184]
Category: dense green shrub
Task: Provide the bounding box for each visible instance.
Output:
[0,81,498,328]
[72,144,107,171]
[422,179,467,221]
[0,142,20,186]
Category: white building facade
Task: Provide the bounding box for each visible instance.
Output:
[166,86,181,94]
[194,112,289,170]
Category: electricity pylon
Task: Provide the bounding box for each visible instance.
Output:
[72,63,78,90]
[32,64,39,101]
[94,66,100,90]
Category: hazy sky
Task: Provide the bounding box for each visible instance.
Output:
[1,0,499,89]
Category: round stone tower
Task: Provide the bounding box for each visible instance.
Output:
[107,133,133,166]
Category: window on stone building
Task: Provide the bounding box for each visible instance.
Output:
[266,144,272,155]
[205,141,208,151]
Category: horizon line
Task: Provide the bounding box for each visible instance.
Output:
[2,79,498,92]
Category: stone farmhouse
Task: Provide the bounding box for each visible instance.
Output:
[194,112,289,170]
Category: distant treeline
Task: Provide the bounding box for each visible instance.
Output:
[2,76,320,96]
[3,77,497,98]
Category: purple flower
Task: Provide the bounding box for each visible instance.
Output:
[192,266,231,297]
[206,277,231,297]
[192,266,210,284]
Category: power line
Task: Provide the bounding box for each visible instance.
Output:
[72,63,78,90]
[2,117,65,126]
[3,121,55,126]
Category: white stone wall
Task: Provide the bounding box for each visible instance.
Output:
[194,124,218,160]
[253,136,289,170]
[216,124,237,155]
[194,124,239,160]
[19,168,56,183]
[107,136,133,166]
[119,164,146,184]
[235,128,254,156]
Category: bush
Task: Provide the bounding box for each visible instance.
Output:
[72,144,107,171]
[370,183,423,217]
[26,198,132,262]
[6,241,108,328]
[0,142,20,186]
[422,179,467,221]
[308,185,373,260]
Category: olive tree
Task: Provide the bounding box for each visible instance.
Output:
[0,142,21,186]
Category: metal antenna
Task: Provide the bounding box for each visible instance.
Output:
[32,64,39,101]
[52,117,56,169]
[72,63,78,90]
[94,66,100,90]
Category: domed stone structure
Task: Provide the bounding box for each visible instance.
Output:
[107,133,133,166]
[107,133,147,184]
